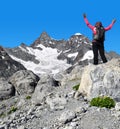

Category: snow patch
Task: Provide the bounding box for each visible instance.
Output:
[68,52,78,58]
[74,33,82,36]
[36,44,46,49]
[81,50,93,61]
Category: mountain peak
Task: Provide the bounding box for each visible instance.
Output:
[31,32,51,47]
[40,31,51,40]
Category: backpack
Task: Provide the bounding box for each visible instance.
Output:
[93,26,105,41]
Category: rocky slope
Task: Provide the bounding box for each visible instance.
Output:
[0,46,26,79]
[0,59,120,129]
[0,32,120,129]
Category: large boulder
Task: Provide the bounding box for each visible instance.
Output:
[32,74,59,105]
[0,78,15,100]
[77,58,120,101]
[9,70,40,95]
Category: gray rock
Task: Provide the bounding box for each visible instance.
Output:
[53,72,64,82]
[17,126,26,129]
[9,70,39,95]
[0,125,5,129]
[59,110,76,124]
[0,78,15,100]
[80,107,120,129]
[77,59,120,100]
[46,94,67,110]
[62,126,74,129]
[31,74,56,105]
[61,65,83,88]
[115,102,120,111]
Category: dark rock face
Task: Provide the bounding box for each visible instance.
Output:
[5,45,39,64]
[0,46,26,79]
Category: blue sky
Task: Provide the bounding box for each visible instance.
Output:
[0,0,119,54]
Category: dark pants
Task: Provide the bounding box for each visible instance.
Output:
[92,41,107,65]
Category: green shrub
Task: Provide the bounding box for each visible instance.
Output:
[8,106,18,114]
[73,84,80,91]
[90,96,115,109]
[26,95,31,100]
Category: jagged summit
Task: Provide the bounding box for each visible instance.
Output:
[31,32,52,48]
[40,31,51,40]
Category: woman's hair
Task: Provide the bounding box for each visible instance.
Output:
[95,22,103,27]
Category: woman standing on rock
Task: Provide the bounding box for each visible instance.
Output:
[83,13,116,65]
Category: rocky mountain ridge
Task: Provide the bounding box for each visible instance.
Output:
[5,32,93,75]
[5,32,120,76]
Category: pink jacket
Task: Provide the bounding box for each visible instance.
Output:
[84,17,114,35]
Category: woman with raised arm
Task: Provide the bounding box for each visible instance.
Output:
[83,13,116,65]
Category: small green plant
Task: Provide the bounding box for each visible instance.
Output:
[73,84,80,91]
[90,96,115,109]
[8,106,18,114]
[26,95,31,100]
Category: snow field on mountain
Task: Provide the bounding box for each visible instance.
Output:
[10,44,71,75]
